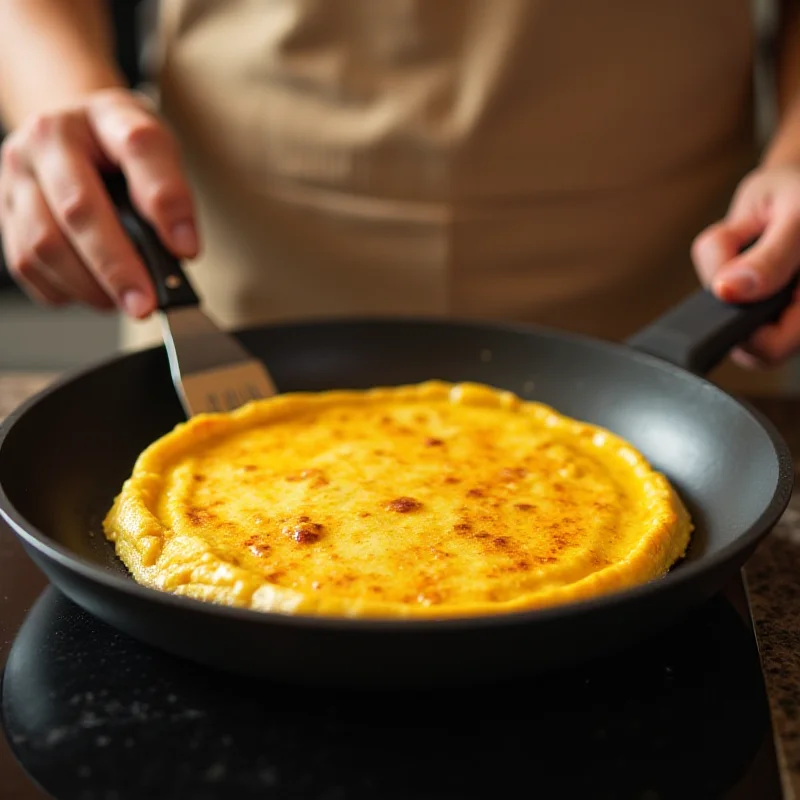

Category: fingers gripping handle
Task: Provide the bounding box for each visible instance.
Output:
[102,172,199,310]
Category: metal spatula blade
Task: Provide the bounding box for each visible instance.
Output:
[160,307,276,416]
[105,173,277,417]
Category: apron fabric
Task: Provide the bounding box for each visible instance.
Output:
[125,0,768,390]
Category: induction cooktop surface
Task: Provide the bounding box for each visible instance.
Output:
[0,552,785,799]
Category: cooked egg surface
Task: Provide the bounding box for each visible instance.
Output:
[103,381,692,618]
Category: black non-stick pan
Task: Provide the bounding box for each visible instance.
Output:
[0,196,795,686]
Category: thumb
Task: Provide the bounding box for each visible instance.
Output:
[710,207,800,304]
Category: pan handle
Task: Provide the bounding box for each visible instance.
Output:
[625,279,798,375]
[102,171,200,310]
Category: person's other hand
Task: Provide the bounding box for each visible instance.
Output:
[692,165,800,368]
[0,88,198,317]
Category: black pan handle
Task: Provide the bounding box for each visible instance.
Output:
[102,171,199,310]
[626,279,797,375]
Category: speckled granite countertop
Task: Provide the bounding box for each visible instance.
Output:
[738,397,800,799]
[2,372,800,798]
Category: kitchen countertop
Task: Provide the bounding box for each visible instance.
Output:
[2,372,800,798]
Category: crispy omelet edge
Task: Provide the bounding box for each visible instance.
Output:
[102,381,693,619]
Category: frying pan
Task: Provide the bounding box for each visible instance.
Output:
[0,199,795,686]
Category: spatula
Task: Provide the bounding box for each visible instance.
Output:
[104,173,277,416]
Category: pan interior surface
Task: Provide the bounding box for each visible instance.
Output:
[0,319,786,611]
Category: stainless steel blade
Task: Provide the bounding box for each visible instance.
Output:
[159,307,277,416]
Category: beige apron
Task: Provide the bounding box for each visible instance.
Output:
[126,0,769,390]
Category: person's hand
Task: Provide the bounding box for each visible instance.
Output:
[0,88,199,317]
[692,165,800,368]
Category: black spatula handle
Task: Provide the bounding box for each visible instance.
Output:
[626,278,797,375]
[103,171,199,310]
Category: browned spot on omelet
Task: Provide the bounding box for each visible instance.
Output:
[499,467,527,481]
[295,526,323,544]
[247,538,271,557]
[185,507,214,526]
[386,497,422,513]
[425,437,444,447]
[282,518,324,544]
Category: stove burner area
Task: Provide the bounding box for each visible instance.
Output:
[0,580,784,799]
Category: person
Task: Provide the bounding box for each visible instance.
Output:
[1,1,800,387]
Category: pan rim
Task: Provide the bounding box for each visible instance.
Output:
[0,315,794,632]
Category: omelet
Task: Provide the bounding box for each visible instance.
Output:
[103,381,692,618]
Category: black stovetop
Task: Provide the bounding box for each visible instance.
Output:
[0,533,785,799]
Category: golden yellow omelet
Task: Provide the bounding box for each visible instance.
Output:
[103,381,692,618]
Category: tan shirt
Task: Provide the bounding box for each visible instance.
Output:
[125,0,758,384]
